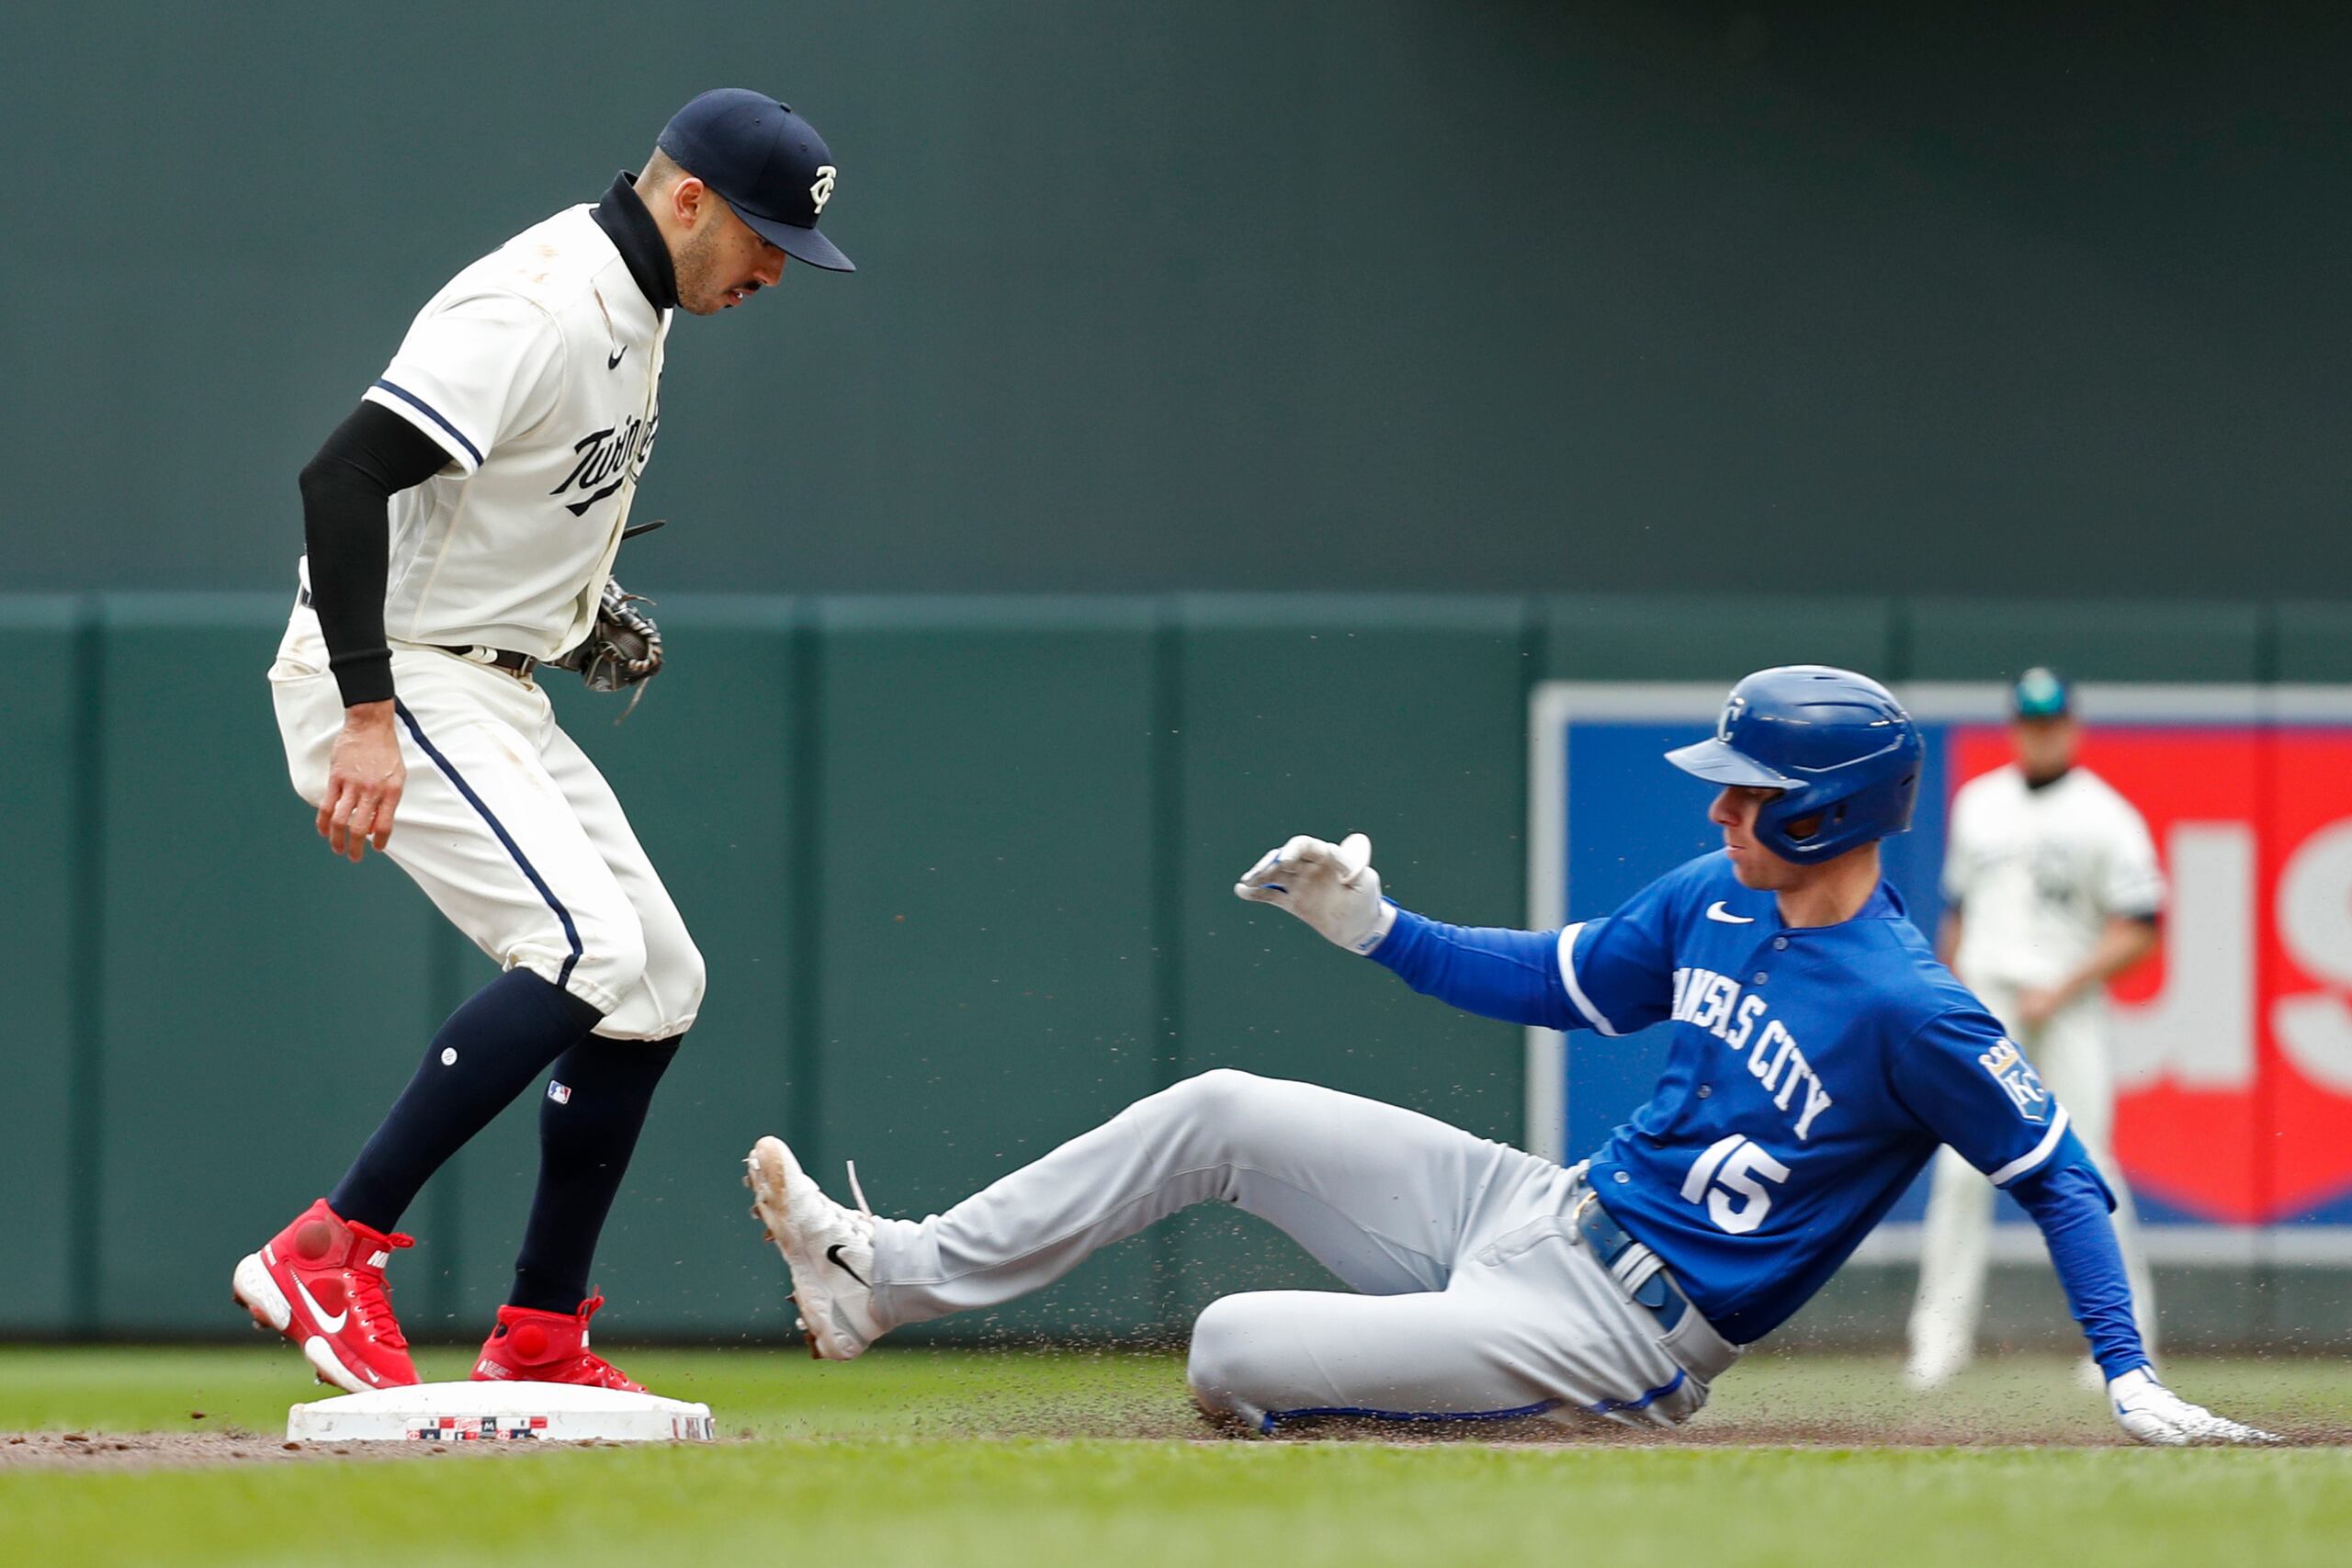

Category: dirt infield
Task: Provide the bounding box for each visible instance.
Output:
[8,1415,2346,1469]
[1257,1413,2352,1447]
[2,1348,2337,1468]
[0,1429,626,1469]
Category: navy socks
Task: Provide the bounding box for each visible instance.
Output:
[330,969,603,1233]
[329,967,684,1318]
[508,1035,682,1314]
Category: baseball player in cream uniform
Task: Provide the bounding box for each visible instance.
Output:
[1905,668,2164,1389]
[233,90,853,1394]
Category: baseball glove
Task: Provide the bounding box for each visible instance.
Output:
[559,576,664,719]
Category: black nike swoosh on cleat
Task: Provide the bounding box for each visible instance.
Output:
[825,1244,869,1287]
[607,345,628,369]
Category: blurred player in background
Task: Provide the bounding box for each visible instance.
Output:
[1905,667,2163,1390]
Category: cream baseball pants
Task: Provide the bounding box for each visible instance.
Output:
[270,599,703,1041]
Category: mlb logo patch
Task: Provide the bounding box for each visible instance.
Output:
[547,1081,572,1105]
[1976,1040,2050,1124]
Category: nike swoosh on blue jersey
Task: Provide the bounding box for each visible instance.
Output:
[1704,900,1755,923]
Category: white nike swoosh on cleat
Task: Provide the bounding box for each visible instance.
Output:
[1705,901,1756,924]
[293,1277,348,1335]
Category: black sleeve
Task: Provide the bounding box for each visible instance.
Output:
[297,402,452,706]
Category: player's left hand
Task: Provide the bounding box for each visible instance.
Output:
[2015,986,2066,1029]
[559,577,663,718]
[2109,1367,2279,1446]
[1234,833,1396,954]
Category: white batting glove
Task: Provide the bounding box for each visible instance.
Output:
[2109,1367,2279,1446]
[1234,833,1396,955]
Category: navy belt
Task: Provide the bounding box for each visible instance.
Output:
[298,585,538,677]
[1573,1191,1691,1334]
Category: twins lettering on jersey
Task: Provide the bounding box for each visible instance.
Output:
[551,412,659,516]
[1669,965,1836,1141]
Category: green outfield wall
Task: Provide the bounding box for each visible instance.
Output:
[2,592,2346,1348]
[7,3,2351,604]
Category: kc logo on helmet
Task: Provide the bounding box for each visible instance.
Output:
[1718,694,1746,743]
[809,165,837,214]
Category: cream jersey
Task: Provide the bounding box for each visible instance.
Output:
[1942,763,2165,992]
[348,201,669,660]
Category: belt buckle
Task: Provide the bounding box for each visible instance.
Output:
[1572,1189,1688,1333]
[459,646,537,682]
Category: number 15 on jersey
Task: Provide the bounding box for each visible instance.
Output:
[1682,1135,1791,1235]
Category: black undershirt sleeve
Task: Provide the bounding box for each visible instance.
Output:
[298,401,454,707]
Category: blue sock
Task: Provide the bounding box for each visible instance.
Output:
[508,1035,683,1314]
[330,969,602,1233]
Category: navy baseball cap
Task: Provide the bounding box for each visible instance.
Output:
[657,89,854,273]
[2010,666,2073,718]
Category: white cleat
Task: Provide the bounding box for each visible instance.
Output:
[744,1135,881,1361]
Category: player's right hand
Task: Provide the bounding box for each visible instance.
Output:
[319,701,406,863]
[2108,1367,2279,1446]
[1233,833,1396,954]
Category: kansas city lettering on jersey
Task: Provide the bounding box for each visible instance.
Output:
[550,412,660,516]
[1669,966,1836,1141]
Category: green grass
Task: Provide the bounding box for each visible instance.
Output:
[0,1347,2346,1568]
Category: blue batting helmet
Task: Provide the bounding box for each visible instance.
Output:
[1664,665,1925,864]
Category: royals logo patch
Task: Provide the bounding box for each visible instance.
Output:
[1977,1039,2051,1124]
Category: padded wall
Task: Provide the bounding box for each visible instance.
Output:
[13,593,2345,1343]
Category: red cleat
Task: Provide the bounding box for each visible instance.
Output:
[471,1294,645,1391]
[232,1198,420,1393]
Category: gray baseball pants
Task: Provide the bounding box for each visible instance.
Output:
[866,1069,1733,1432]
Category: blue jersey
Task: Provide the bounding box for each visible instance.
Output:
[1556,853,2072,1343]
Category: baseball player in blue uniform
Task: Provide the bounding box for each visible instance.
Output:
[744,665,2270,1444]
